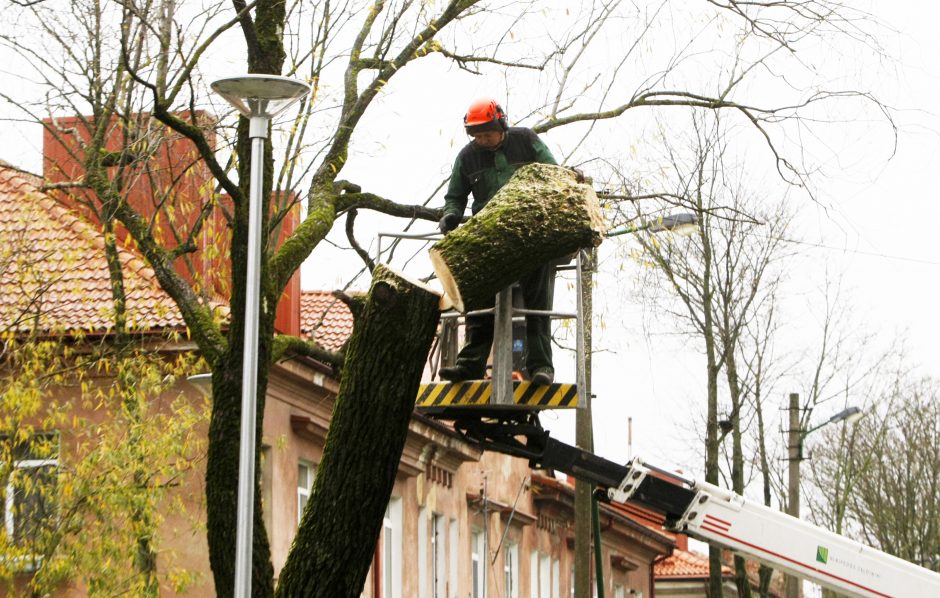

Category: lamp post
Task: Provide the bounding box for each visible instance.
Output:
[605,212,698,237]
[786,395,864,598]
[211,74,310,597]
[573,212,699,598]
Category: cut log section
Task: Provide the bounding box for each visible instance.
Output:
[430,163,606,312]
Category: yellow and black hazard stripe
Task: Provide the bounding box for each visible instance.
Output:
[513,381,578,408]
[415,381,578,409]
[415,380,492,408]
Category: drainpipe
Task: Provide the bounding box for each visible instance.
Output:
[592,493,605,598]
[650,553,671,598]
[374,540,382,598]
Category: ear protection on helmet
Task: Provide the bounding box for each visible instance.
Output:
[464,98,508,133]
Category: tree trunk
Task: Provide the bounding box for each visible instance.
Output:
[726,345,754,598]
[207,325,276,598]
[430,163,605,312]
[703,257,724,597]
[276,264,441,597]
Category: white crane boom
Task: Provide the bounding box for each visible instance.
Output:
[610,458,940,598]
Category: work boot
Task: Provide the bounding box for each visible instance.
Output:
[530,368,554,385]
[439,364,481,382]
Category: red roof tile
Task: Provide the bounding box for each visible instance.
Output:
[299,291,355,351]
[655,548,732,579]
[0,162,213,334]
[531,472,674,549]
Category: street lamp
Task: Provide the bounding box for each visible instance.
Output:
[786,396,864,598]
[573,212,698,598]
[605,212,699,237]
[801,406,864,440]
[211,74,310,598]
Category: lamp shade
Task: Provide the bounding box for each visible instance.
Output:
[829,406,864,425]
[211,75,310,119]
[648,212,698,234]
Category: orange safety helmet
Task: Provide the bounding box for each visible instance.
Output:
[464,98,508,134]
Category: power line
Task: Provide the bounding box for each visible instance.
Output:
[774,236,940,267]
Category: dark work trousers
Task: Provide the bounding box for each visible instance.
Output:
[454,262,555,378]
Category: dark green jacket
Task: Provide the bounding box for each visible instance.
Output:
[443,127,557,218]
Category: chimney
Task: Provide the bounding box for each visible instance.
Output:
[42,112,301,336]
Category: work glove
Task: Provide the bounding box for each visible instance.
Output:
[439,213,461,234]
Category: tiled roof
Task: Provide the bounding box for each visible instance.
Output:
[299,291,355,351]
[655,548,732,579]
[0,162,192,334]
[531,472,674,548]
[538,472,670,532]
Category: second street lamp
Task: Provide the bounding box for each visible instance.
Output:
[605,212,699,237]
[785,396,864,598]
[211,74,310,598]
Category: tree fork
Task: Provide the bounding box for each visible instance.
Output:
[276,264,441,597]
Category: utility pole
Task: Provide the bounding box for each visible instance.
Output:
[574,248,595,598]
[784,396,865,598]
[786,392,802,598]
[572,215,695,597]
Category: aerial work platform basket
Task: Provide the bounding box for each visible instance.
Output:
[374,230,590,413]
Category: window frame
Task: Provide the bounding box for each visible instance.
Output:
[471,528,484,598]
[2,433,59,549]
[503,541,520,598]
[296,460,316,526]
[431,513,446,598]
[381,497,403,598]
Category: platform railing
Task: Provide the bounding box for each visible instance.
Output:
[376,231,586,408]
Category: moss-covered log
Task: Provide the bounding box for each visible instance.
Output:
[275,264,441,597]
[430,163,606,312]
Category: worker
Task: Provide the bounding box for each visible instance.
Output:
[437,97,558,385]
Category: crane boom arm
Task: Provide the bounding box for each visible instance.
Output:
[448,411,940,598]
[609,458,940,598]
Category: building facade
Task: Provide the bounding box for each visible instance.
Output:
[264,345,674,597]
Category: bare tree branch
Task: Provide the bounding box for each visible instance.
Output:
[344,209,375,272]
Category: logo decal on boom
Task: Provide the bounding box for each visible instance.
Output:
[816,546,829,564]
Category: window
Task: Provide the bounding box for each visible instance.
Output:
[552,558,560,598]
[528,551,560,598]
[432,513,446,598]
[471,529,484,598]
[381,497,402,598]
[1,434,58,548]
[449,519,458,597]
[297,461,315,525]
[503,542,519,598]
[540,554,550,598]
[530,551,539,597]
[419,508,428,598]
[613,585,625,598]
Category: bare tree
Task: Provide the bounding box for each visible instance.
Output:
[809,368,940,581]
[620,113,797,596]
[0,0,896,594]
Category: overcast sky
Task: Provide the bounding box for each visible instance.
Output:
[1,1,937,480]
[288,2,940,473]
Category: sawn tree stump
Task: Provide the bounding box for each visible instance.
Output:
[275,264,441,597]
[430,163,606,312]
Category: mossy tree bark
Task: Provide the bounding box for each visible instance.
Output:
[275,264,441,597]
[430,163,606,312]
